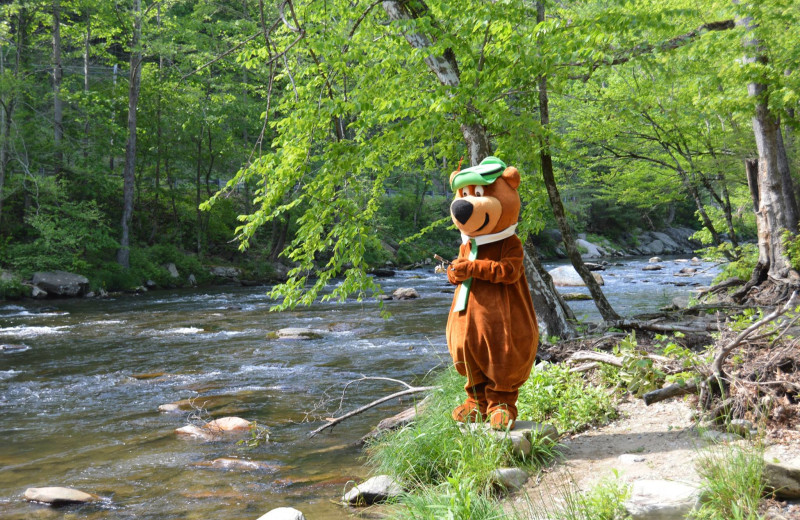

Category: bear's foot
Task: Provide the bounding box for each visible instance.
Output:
[451,399,486,423]
[488,408,515,430]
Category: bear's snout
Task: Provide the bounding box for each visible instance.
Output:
[451,199,473,225]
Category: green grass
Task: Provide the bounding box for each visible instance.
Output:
[366,364,621,518]
[517,363,618,434]
[689,445,766,520]
[529,472,632,520]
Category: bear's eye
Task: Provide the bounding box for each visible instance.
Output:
[474,186,484,197]
[460,187,470,197]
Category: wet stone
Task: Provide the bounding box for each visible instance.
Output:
[256,507,306,520]
[193,457,276,471]
[342,475,403,506]
[392,287,420,300]
[24,486,100,505]
[271,328,325,340]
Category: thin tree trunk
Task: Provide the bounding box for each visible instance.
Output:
[381,0,490,165]
[0,49,8,226]
[117,0,142,268]
[536,2,619,322]
[523,239,576,339]
[196,133,203,255]
[775,121,798,232]
[83,12,90,160]
[52,0,63,176]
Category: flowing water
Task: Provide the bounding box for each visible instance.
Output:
[0,258,717,519]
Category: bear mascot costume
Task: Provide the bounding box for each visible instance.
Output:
[445,156,539,430]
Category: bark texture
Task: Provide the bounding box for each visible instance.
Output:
[536,1,620,321]
[117,0,142,268]
[523,239,576,339]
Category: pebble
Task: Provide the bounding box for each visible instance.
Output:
[618,453,646,463]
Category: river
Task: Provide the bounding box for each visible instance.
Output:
[0,257,717,519]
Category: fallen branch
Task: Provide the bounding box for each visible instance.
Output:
[308,382,437,437]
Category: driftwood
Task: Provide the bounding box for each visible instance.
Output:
[307,377,437,437]
[643,291,799,407]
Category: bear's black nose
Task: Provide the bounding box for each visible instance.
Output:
[451,199,473,225]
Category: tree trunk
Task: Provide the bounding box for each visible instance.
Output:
[117,0,142,268]
[523,239,576,339]
[196,133,203,255]
[52,0,63,176]
[0,49,8,227]
[735,12,799,299]
[775,120,798,233]
[381,0,490,165]
[83,12,90,160]
[536,2,620,322]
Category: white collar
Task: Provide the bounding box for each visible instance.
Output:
[461,224,517,246]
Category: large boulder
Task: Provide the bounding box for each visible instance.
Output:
[624,480,701,519]
[548,266,604,287]
[763,445,800,499]
[342,475,403,505]
[32,271,89,297]
[576,238,604,259]
[209,266,241,279]
[24,486,100,505]
[392,287,420,300]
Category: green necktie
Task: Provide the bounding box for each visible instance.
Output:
[453,238,478,312]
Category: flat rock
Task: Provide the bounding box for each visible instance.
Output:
[624,480,700,519]
[256,507,306,520]
[548,266,604,287]
[763,445,800,499]
[23,486,100,505]
[175,424,219,441]
[272,328,325,340]
[1,343,30,353]
[32,271,89,297]
[491,467,529,492]
[642,264,663,271]
[206,416,251,432]
[342,475,403,505]
[392,287,420,300]
[492,430,532,457]
[649,257,662,263]
[31,285,48,299]
[561,292,592,301]
[193,457,276,471]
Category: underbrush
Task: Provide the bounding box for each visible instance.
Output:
[690,444,766,520]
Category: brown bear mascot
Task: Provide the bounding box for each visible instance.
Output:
[446,156,539,430]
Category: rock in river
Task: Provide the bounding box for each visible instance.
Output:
[548,266,604,287]
[271,328,325,340]
[32,271,89,297]
[24,486,100,505]
[343,475,403,505]
[256,507,306,520]
[392,287,420,300]
[175,416,252,440]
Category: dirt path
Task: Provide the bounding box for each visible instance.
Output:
[507,395,705,515]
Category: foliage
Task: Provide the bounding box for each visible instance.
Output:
[0,272,25,300]
[689,445,766,520]
[517,363,617,433]
[700,243,758,284]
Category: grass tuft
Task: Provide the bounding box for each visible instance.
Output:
[689,444,766,520]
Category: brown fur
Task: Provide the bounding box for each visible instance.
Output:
[446,166,538,429]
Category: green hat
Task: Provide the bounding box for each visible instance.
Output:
[450,156,507,191]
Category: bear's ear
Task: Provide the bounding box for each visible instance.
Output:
[501,166,520,189]
[449,170,460,189]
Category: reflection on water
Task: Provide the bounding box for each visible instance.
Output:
[0,259,716,519]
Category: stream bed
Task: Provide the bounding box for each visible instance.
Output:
[0,257,717,519]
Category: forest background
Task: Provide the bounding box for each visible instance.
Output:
[0,0,798,313]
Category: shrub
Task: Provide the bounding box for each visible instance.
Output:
[517,363,617,434]
[689,445,766,520]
